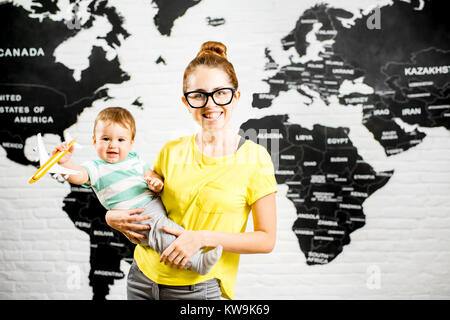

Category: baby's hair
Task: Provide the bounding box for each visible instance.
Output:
[94,107,136,140]
[183,41,238,93]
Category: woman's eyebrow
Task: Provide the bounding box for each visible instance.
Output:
[192,86,229,92]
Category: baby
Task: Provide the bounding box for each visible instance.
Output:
[52,107,222,275]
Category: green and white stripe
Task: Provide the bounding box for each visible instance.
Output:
[81,152,153,210]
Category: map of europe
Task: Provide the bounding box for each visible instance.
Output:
[1,0,448,299]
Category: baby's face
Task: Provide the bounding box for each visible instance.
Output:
[93,120,134,163]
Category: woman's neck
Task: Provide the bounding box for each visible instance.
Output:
[195,129,240,158]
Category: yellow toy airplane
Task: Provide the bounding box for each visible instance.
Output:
[28,133,81,184]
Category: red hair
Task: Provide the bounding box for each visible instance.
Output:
[94,107,136,140]
[183,41,239,92]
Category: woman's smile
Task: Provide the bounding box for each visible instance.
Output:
[202,110,223,121]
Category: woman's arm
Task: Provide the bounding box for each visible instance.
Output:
[160,192,277,268]
[202,192,277,253]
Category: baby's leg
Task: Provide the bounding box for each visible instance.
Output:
[187,244,223,276]
[139,198,222,275]
[133,198,166,246]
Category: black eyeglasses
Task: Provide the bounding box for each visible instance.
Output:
[184,87,236,108]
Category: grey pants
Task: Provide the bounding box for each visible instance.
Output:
[136,197,220,274]
[136,197,204,268]
[127,259,222,300]
[136,197,182,251]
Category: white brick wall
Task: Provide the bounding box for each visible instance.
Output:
[1,0,449,299]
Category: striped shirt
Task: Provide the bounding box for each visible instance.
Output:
[81,152,154,210]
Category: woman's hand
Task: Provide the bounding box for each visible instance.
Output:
[159,227,204,269]
[105,208,152,244]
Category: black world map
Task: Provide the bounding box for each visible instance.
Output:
[1,0,448,299]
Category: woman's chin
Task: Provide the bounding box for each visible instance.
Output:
[199,118,229,131]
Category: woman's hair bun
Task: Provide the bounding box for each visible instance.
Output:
[197,41,227,59]
[183,40,238,92]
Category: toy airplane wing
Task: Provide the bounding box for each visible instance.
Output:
[36,133,50,166]
[48,163,82,176]
[65,132,83,149]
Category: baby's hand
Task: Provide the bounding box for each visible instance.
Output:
[144,176,164,193]
[51,142,74,165]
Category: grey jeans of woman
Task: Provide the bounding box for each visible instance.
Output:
[127,259,222,300]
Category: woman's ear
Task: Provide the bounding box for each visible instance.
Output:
[181,96,191,112]
[231,90,241,110]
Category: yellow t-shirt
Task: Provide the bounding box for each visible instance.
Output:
[134,134,277,300]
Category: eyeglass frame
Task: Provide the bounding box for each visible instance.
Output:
[183,87,237,108]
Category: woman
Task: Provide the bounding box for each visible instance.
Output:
[105,41,277,300]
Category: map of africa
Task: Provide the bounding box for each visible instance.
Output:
[0,0,448,299]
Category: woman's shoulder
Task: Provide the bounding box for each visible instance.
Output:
[160,135,193,150]
[241,138,273,165]
[157,135,193,158]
